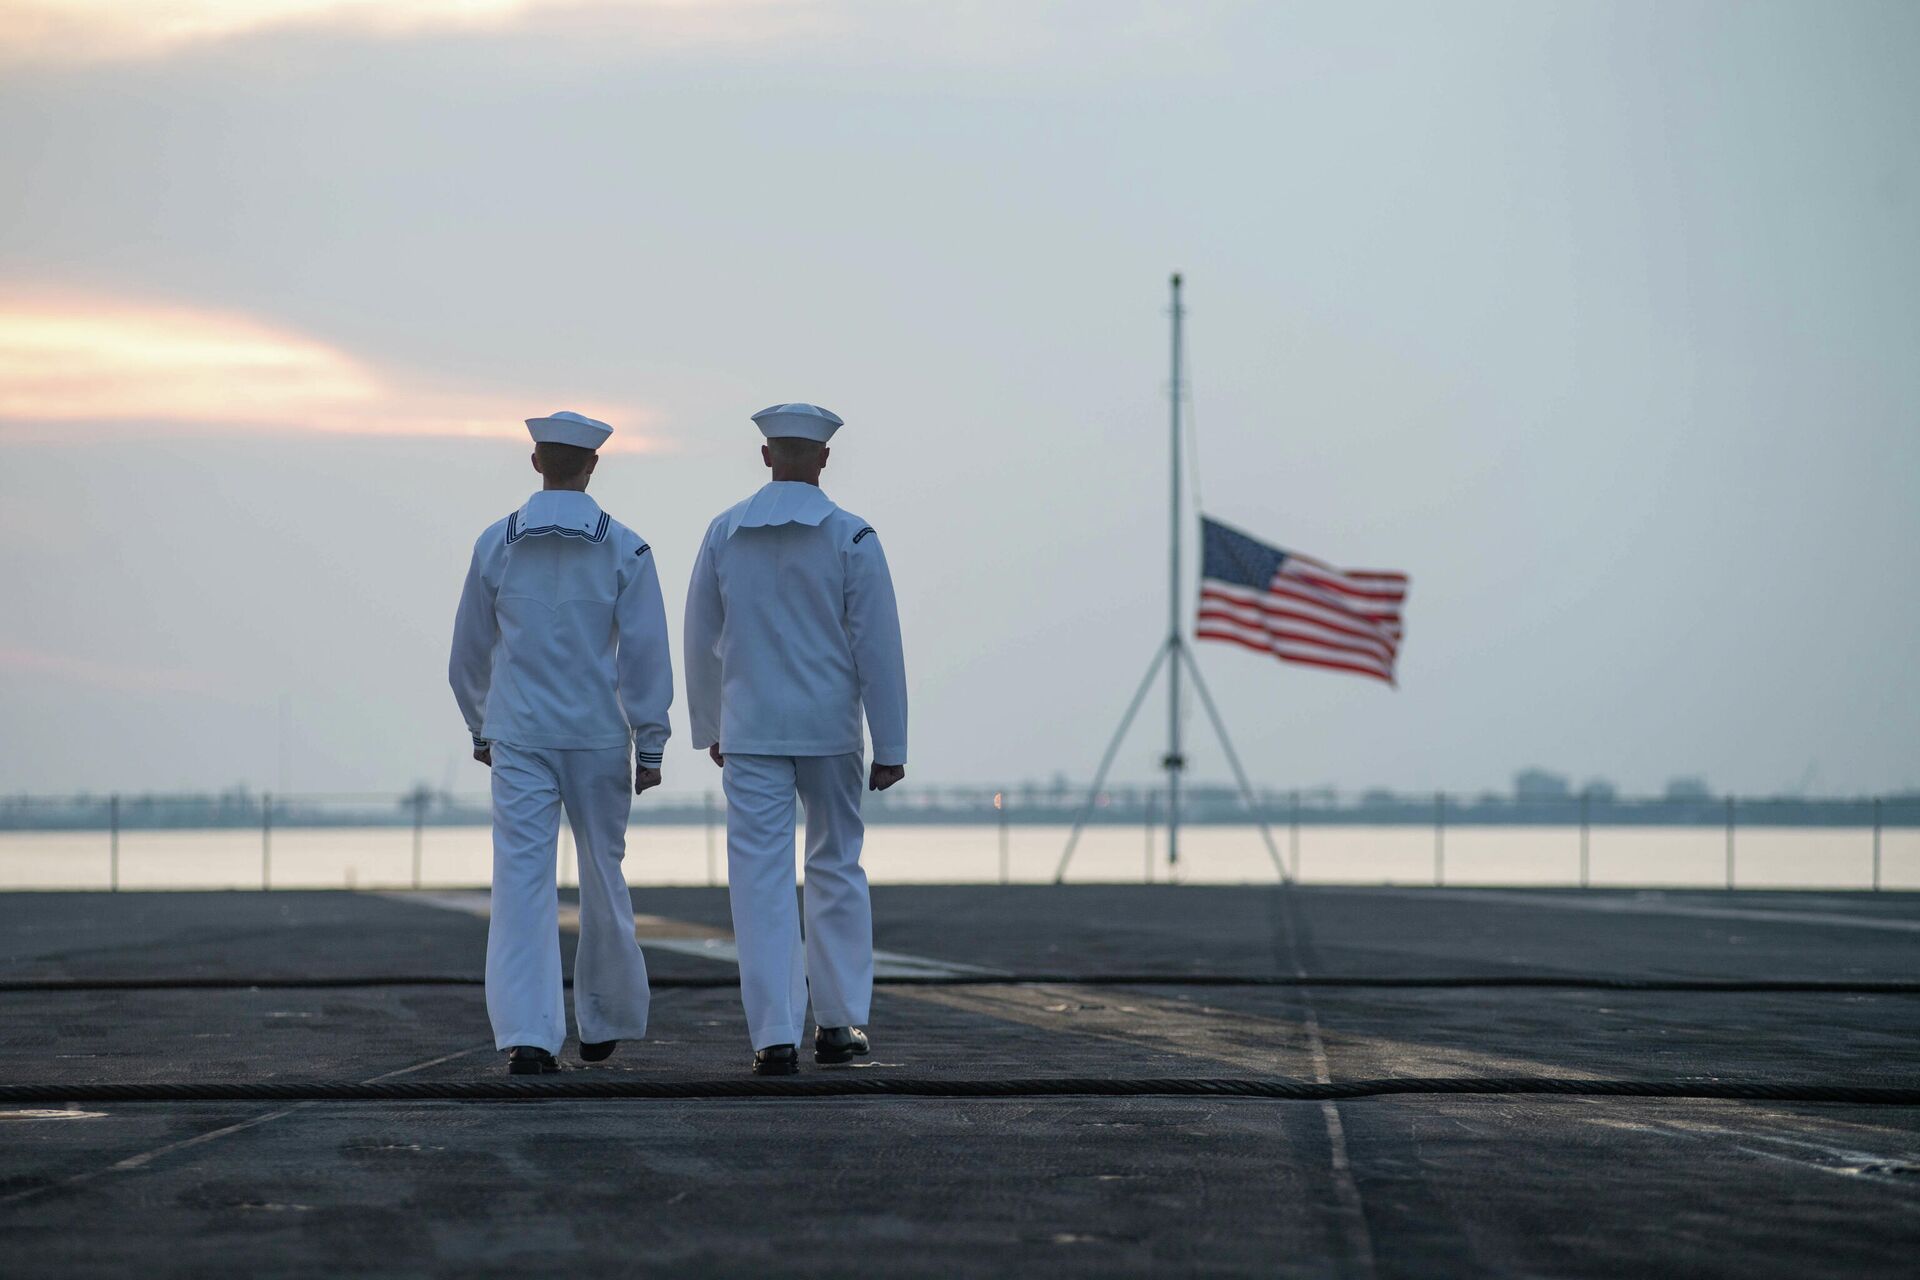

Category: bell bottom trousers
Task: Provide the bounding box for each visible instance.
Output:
[487,742,651,1053]
[723,752,873,1050]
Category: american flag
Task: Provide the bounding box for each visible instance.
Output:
[1195,517,1408,686]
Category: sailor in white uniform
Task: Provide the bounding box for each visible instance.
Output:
[449,410,673,1075]
[684,402,908,1075]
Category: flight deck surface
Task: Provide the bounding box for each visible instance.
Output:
[2,885,1916,1276]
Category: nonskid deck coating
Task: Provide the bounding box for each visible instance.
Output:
[2,885,1917,1276]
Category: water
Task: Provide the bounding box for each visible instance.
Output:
[2,824,1913,891]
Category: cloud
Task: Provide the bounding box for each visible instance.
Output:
[0,646,223,696]
[0,0,825,65]
[0,292,655,448]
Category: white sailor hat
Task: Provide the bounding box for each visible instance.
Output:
[751,402,843,444]
[525,410,613,450]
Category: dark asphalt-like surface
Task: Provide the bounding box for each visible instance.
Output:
[2,886,1918,1276]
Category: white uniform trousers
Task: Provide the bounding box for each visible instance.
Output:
[487,742,651,1053]
[722,752,872,1050]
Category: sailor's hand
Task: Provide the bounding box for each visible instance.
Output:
[634,765,662,794]
[708,744,725,768]
[869,763,905,792]
[473,746,492,768]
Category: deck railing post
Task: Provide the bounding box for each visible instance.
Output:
[1579,792,1590,889]
[109,794,121,892]
[411,792,426,889]
[1144,791,1157,884]
[704,792,718,887]
[1872,797,1882,892]
[261,792,273,892]
[1725,795,1735,891]
[1290,789,1301,881]
[1434,791,1446,887]
[997,792,1010,885]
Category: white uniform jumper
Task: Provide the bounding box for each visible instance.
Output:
[685,481,907,1050]
[450,488,673,1053]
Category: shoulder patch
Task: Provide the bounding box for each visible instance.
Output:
[635,543,651,557]
[852,526,876,544]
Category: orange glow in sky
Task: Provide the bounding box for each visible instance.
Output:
[0,0,811,64]
[0,295,652,448]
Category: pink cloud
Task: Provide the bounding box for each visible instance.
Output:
[0,646,225,697]
[0,292,658,451]
[0,1,829,66]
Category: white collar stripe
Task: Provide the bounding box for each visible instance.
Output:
[507,509,611,544]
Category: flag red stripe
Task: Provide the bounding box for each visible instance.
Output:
[1196,606,1398,665]
[1269,647,1398,685]
[1284,550,1407,584]
[1197,611,1397,670]
[1205,580,1403,641]
[1264,575,1404,622]
[1198,612,1397,672]
[1293,565,1408,590]
[1220,573,1404,623]
[1195,627,1397,684]
[1283,566,1407,603]
[1199,588,1401,654]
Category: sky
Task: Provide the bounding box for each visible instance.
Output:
[0,0,1916,799]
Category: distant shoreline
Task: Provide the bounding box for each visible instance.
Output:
[2,792,1914,832]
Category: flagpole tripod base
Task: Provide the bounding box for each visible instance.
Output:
[1053,644,1169,884]
[1054,639,1290,885]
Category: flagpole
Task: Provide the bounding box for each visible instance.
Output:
[1164,272,1186,869]
[1061,271,1286,886]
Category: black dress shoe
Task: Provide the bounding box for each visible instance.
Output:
[814,1026,870,1065]
[579,1040,617,1063]
[752,1044,799,1076]
[507,1046,560,1075]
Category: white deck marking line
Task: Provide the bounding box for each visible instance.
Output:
[0,1044,492,1208]
[1595,1114,1920,1194]
[377,890,1001,979]
[1277,898,1380,1278]
[1351,888,1920,935]
[105,1108,308,1173]
[1734,1142,1920,1192]
[379,889,495,918]
[107,1045,493,1174]
[639,937,998,980]
[360,1044,496,1083]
